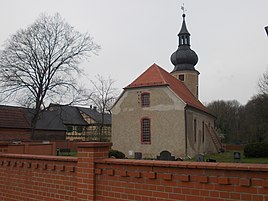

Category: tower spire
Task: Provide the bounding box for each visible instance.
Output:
[178,13,190,46]
[179,3,190,44]
[170,7,200,99]
[170,9,198,72]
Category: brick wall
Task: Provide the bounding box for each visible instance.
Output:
[223,144,245,151]
[1,142,268,201]
[0,144,7,153]
[0,142,56,155]
[0,128,31,141]
[0,154,77,201]
[0,128,65,141]
[95,159,268,201]
[54,140,82,151]
[34,130,66,141]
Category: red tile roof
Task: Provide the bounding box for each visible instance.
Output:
[0,106,31,128]
[126,63,210,113]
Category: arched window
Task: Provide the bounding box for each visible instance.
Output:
[141,118,151,144]
[141,92,150,107]
[184,36,187,44]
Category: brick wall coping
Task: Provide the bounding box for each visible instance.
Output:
[96,158,268,172]
[6,143,54,146]
[0,153,78,162]
[76,142,113,148]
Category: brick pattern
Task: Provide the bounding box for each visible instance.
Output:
[94,159,268,201]
[0,142,56,155]
[95,159,268,201]
[0,142,268,201]
[0,129,31,141]
[223,144,245,151]
[0,154,77,201]
[76,142,112,201]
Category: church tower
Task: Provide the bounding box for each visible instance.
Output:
[170,13,199,99]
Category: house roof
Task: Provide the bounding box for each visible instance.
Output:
[36,104,112,131]
[0,104,112,132]
[0,105,31,129]
[125,63,210,114]
[78,107,111,125]
[35,110,66,131]
[48,104,89,126]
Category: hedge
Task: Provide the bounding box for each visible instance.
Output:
[244,142,268,158]
[109,149,125,159]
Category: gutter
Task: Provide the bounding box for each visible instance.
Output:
[185,104,216,119]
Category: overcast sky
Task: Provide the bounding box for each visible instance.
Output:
[1,0,268,105]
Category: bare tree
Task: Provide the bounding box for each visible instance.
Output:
[258,69,268,95]
[89,75,118,141]
[0,13,100,139]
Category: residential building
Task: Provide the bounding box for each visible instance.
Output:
[0,104,111,142]
[0,105,32,141]
[46,104,111,142]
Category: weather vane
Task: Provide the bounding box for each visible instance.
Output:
[181,3,187,14]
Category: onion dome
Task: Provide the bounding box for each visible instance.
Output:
[171,14,199,72]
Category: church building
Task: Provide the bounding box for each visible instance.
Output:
[111,13,222,159]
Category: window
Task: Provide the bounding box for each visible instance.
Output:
[180,37,183,45]
[76,126,83,133]
[184,36,187,44]
[179,74,185,81]
[141,118,151,144]
[194,119,197,143]
[66,126,73,133]
[141,92,150,107]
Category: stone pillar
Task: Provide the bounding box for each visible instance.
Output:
[24,143,29,154]
[51,142,57,156]
[76,142,112,201]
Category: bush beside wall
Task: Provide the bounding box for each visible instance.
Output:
[244,142,268,157]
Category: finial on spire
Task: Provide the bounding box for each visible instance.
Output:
[181,3,187,17]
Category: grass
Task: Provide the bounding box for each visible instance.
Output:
[194,150,268,164]
[58,150,268,163]
[58,151,77,156]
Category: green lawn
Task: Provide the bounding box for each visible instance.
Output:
[58,150,268,163]
[58,150,77,156]
[196,150,268,164]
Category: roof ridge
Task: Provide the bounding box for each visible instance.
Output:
[155,64,169,85]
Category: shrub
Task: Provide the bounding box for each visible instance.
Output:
[109,149,125,159]
[244,142,268,158]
